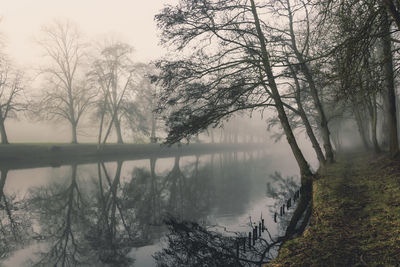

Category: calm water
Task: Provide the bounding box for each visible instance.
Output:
[0,149,302,266]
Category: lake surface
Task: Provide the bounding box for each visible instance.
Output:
[0,148,303,266]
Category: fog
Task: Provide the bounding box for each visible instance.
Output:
[2,0,179,143]
[1,0,399,266]
[1,0,178,65]
[0,0,369,151]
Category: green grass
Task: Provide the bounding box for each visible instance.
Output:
[270,152,400,266]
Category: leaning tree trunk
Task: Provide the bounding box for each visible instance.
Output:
[289,64,326,166]
[297,94,327,166]
[382,9,399,157]
[250,0,313,237]
[250,2,312,178]
[0,119,9,145]
[286,0,334,163]
[300,63,335,163]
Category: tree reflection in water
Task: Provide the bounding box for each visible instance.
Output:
[0,151,276,266]
[154,218,243,266]
[153,216,284,266]
[86,161,136,266]
[154,166,299,266]
[266,172,300,235]
[28,164,91,266]
[0,168,33,260]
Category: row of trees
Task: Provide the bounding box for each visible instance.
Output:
[0,20,161,144]
[154,0,400,237]
[0,18,293,145]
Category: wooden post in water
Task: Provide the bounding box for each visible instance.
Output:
[236,240,239,259]
[262,219,265,232]
[274,212,277,222]
[259,222,262,236]
[254,226,258,240]
[248,232,252,248]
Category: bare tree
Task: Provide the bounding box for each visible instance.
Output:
[89,41,138,144]
[0,57,25,144]
[155,0,314,239]
[132,64,164,143]
[281,0,335,163]
[37,20,93,144]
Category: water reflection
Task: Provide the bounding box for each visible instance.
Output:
[266,172,300,235]
[27,164,94,266]
[1,168,33,261]
[88,161,136,266]
[0,150,299,266]
[153,171,301,266]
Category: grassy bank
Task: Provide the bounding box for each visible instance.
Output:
[0,142,262,170]
[270,152,400,266]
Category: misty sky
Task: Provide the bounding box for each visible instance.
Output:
[1,0,177,66]
[1,0,179,142]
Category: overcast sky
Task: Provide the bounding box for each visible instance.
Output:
[1,0,178,66]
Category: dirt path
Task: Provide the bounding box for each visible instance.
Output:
[271,152,400,266]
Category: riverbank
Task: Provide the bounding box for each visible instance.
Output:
[270,152,400,266]
[0,142,262,170]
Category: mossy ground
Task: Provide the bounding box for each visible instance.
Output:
[270,152,400,266]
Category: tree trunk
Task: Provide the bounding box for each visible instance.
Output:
[353,104,370,151]
[298,96,327,166]
[367,93,381,153]
[0,168,8,200]
[371,103,380,153]
[98,102,107,148]
[289,64,326,166]
[114,118,123,144]
[300,63,335,163]
[250,0,313,237]
[150,114,157,143]
[364,53,381,154]
[250,1,312,178]
[382,9,399,157]
[71,122,77,144]
[383,0,400,30]
[286,0,334,163]
[0,119,9,145]
[330,129,341,153]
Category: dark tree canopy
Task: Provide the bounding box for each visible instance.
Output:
[155,0,280,143]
